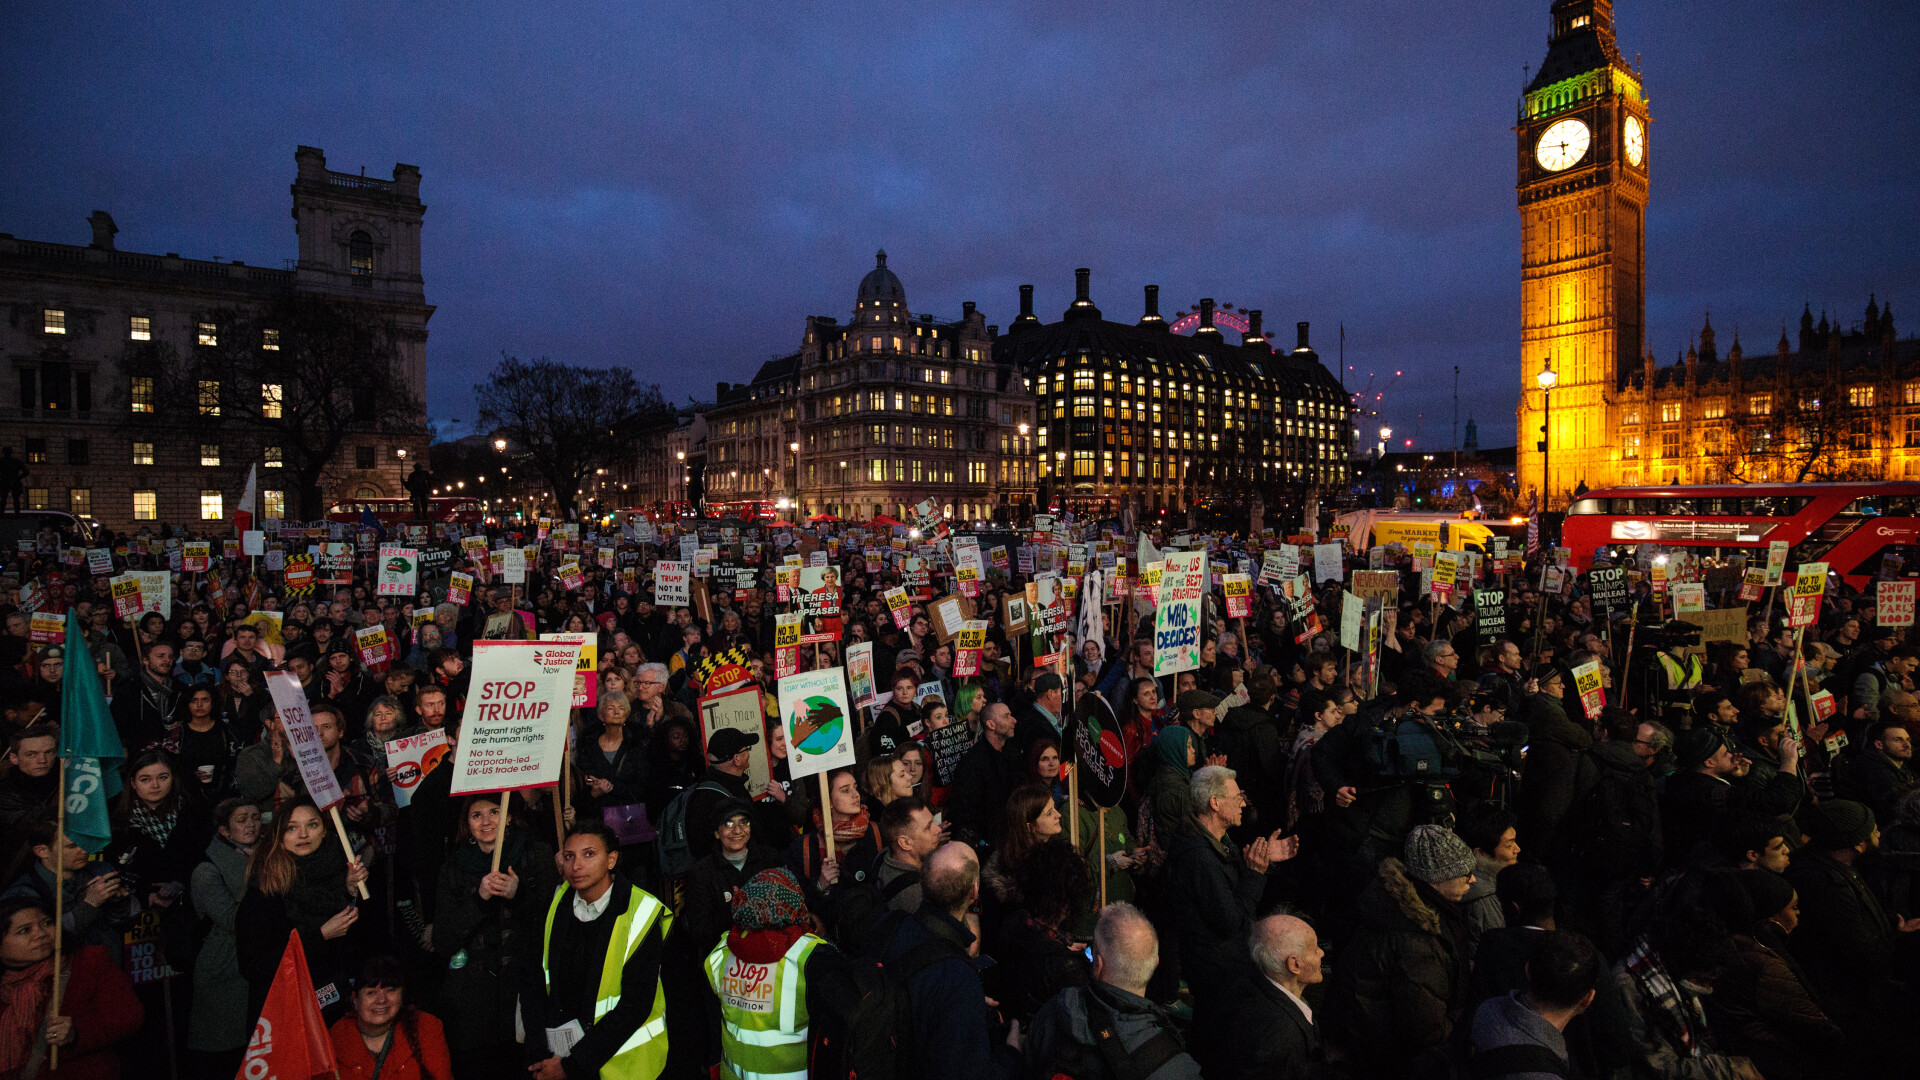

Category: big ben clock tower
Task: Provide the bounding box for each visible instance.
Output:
[1517,0,1647,505]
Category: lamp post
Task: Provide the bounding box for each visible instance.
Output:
[1536,358,1557,509]
[789,441,800,516]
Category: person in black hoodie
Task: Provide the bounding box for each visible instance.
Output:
[0,725,60,834]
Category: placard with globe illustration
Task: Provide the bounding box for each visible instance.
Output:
[778,667,856,779]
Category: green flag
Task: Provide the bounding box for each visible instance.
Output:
[58,609,124,853]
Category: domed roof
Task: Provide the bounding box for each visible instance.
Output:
[856,249,905,308]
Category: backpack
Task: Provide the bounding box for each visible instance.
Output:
[813,927,962,1080]
[1364,714,1454,783]
[832,853,920,957]
[656,781,731,879]
[1570,757,1662,881]
[1033,987,1187,1080]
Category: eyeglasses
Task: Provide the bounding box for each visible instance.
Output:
[719,820,751,831]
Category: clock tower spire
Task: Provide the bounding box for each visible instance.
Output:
[1516,0,1647,506]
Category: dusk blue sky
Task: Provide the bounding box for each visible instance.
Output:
[6,1,1916,451]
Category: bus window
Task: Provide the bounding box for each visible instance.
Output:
[1569,498,1604,515]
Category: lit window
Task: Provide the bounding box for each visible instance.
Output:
[198,322,218,346]
[25,489,47,510]
[132,442,154,466]
[200,491,223,520]
[1703,399,1726,419]
[264,446,283,468]
[133,491,158,520]
[1749,393,1772,416]
[43,310,65,335]
[201,444,221,466]
[262,383,283,418]
[1907,416,1920,448]
[130,316,151,341]
[1849,385,1876,408]
[1623,435,1640,459]
[69,489,90,517]
[24,439,46,464]
[263,490,286,517]
[868,459,884,481]
[1905,381,1920,405]
[1660,403,1682,423]
[198,380,221,415]
[262,328,281,351]
[350,231,374,275]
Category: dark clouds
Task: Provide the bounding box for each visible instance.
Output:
[4,1,1915,449]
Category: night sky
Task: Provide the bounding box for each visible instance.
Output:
[6,1,1916,452]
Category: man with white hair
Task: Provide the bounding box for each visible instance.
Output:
[1210,914,1326,1079]
[1024,903,1202,1080]
[1164,765,1299,1056]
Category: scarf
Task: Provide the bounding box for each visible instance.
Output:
[1150,726,1195,780]
[131,802,179,849]
[1622,936,1715,1059]
[283,840,352,932]
[812,806,871,844]
[0,960,54,1073]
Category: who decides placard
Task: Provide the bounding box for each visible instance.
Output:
[1154,550,1207,676]
[449,639,583,795]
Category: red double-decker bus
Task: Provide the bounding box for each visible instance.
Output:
[325,497,486,526]
[1562,482,1920,589]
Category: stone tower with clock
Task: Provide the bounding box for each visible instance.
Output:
[1516,0,1648,505]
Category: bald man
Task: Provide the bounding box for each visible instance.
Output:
[1207,915,1326,1080]
[881,842,1021,1080]
[1024,903,1201,1080]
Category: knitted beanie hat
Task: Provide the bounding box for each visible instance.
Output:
[1403,824,1476,884]
[732,868,812,930]
[1806,799,1876,850]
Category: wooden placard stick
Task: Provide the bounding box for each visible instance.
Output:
[329,805,372,899]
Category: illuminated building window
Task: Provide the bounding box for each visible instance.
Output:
[200,491,223,520]
[264,446,283,468]
[1661,431,1680,458]
[262,383,283,418]
[43,310,65,335]
[130,377,155,414]
[1703,399,1725,419]
[1849,385,1876,408]
[262,328,280,351]
[1659,403,1682,423]
[968,461,986,484]
[132,442,154,466]
[133,491,157,520]
[198,322,218,346]
[1906,415,1920,448]
[201,444,222,466]
[129,316,151,341]
[1623,435,1640,459]
[350,231,373,275]
[1748,394,1772,416]
[1073,397,1095,418]
[1905,381,1920,405]
[198,380,221,415]
[263,490,285,517]
[1074,451,1095,477]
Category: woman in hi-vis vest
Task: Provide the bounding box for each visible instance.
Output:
[522,820,671,1080]
[705,868,859,1080]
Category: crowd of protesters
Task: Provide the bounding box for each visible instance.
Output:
[0,508,1915,1080]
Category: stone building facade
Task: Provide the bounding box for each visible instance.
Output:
[999,269,1350,521]
[0,146,432,529]
[701,252,1037,522]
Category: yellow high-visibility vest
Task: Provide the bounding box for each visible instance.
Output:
[541,884,671,1080]
[704,932,825,1080]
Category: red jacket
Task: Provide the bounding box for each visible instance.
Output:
[0,946,144,1080]
[327,1010,454,1080]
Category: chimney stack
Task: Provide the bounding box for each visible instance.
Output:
[1193,298,1220,339]
[1064,268,1101,321]
[1138,284,1165,328]
[716,382,731,401]
[1011,285,1039,331]
[1245,309,1268,350]
[962,301,976,319]
[1296,322,1311,351]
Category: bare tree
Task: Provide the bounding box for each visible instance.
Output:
[1704,380,1873,482]
[134,297,424,519]
[477,355,673,511]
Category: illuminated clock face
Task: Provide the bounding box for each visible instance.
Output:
[1535,118,1591,172]
[1624,114,1645,167]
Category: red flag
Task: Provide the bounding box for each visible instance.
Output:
[238,931,338,1080]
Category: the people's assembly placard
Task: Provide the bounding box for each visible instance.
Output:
[449,639,583,795]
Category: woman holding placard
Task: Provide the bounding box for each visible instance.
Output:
[234,800,371,1025]
[433,793,556,1080]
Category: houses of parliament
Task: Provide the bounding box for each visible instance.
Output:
[1515,0,1918,504]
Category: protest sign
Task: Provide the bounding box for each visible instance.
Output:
[1738,569,1767,603]
[846,641,876,708]
[655,561,691,606]
[883,586,911,629]
[1695,607,1747,645]
[449,639,583,795]
[953,619,987,677]
[1671,582,1707,615]
[954,537,984,597]
[1431,551,1459,600]
[355,625,393,672]
[384,729,450,809]
[243,530,266,557]
[1313,543,1344,584]
[1002,594,1029,635]
[1764,540,1789,586]
[1475,589,1507,644]
[1154,550,1206,676]
[774,613,802,680]
[1341,591,1365,652]
[110,574,144,619]
[318,543,353,586]
[797,564,843,633]
[500,547,526,585]
[698,683,772,796]
[927,720,973,788]
[779,667,856,779]
[1586,565,1629,617]
[1787,562,1827,628]
[1879,579,1915,627]
[134,570,171,618]
[376,547,417,597]
[1571,660,1606,720]
[28,611,63,644]
[86,548,112,576]
[183,541,211,573]
[264,672,345,810]
[1351,570,1399,607]
[539,632,598,708]
[1223,573,1253,619]
[447,571,474,607]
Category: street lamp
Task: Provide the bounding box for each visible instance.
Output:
[1536,358,1557,508]
[493,438,507,452]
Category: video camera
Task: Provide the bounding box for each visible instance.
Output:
[1639,619,1703,653]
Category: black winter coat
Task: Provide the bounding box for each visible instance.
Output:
[432,829,558,1050]
[1209,972,1324,1080]
[1783,848,1900,1019]
[1161,827,1264,1005]
[985,911,1091,1026]
[1324,857,1472,1079]
[1515,692,1591,852]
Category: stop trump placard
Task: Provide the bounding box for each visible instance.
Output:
[449,639,583,795]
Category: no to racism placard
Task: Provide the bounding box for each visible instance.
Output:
[449,639,584,795]
[779,666,856,780]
